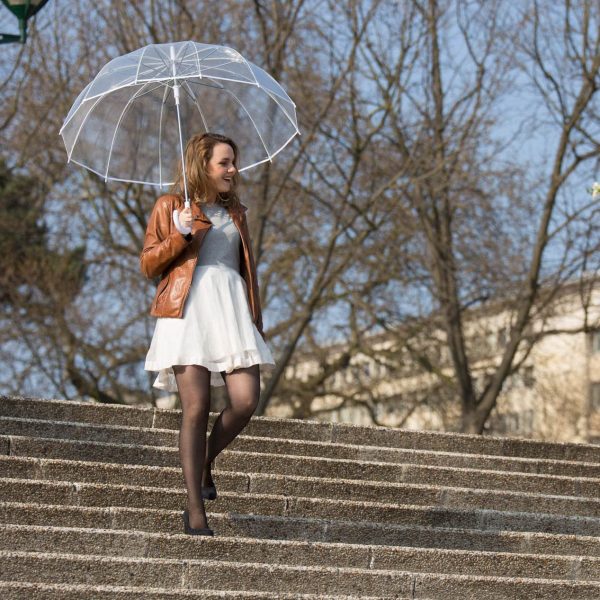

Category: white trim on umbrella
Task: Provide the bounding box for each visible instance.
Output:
[69,158,169,186]
[237,129,299,172]
[248,62,296,105]
[64,93,106,163]
[181,80,209,131]
[61,41,300,183]
[104,81,154,181]
[193,43,203,79]
[59,80,93,134]
[239,53,260,87]
[134,44,149,85]
[259,86,299,129]
[190,45,219,68]
[221,86,272,162]
[66,80,166,166]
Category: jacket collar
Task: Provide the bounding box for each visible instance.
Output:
[191,202,211,224]
[191,201,247,224]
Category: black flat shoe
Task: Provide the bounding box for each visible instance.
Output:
[182,509,214,536]
[202,485,217,500]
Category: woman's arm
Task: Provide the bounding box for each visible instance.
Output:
[140,195,191,279]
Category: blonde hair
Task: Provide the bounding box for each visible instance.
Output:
[170,132,241,210]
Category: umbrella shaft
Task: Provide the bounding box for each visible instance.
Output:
[170,45,190,208]
[174,89,190,208]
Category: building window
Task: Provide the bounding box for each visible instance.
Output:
[591,383,600,411]
[590,331,600,354]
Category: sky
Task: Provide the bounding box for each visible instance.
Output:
[1,0,598,369]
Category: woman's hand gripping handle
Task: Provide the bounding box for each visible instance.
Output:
[173,206,193,236]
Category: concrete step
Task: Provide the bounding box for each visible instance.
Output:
[3,395,600,463]
[0,581,390,600]
[2,550,600,599]
[1,477,599,537]
[3,414,600,479]
[3,396,600,598]
[3,501,599,557]
[223,450,600,498]
[2,455,598,518]
[4,432,599,499]
[2,523,600,582]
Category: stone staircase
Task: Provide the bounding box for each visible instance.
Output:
[0,395,599,599]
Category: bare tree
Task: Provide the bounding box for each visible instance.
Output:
[331,0,600,433]
[0,0,407,407]
[1,0,598,441]
[268,0,600,435]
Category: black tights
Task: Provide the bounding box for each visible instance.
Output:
[173,363,260,529]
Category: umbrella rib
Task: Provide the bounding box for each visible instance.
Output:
[88,60,252,97]
[145,44,181,87]
[249,63,296,104]
[60,80,93,133]
[83,64,160,102]
[186,79,225,92]
[201,59,255,84]
[222,86,272,162]
[259,87,299,129]
[65,82,164,163]
[63,43,299,182]
[135,45,149,85]
[66,93,106,163]
[239,54,260,86]
[69,158,169,186]
[180,80,209,131]
[194,45,202,79]
[104,82,154,181]
[252,129,299,168]
[193,46,219,64]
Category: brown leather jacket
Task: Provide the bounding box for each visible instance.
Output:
[140,194,264,338]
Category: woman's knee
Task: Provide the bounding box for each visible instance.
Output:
[181,400,210,425]
[175,371,211,425]
[231,394,259,419]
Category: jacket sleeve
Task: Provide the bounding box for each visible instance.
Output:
[140,196,191,280]
[242,210,265,338]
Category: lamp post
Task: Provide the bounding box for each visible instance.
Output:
[0,0,50,44]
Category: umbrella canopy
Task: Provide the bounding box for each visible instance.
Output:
[60,41,299,188]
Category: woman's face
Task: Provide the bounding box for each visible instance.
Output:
[206,142,237,195]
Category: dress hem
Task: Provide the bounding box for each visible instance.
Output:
[145,349,275,392]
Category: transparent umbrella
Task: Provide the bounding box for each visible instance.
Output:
[60,41,299,207]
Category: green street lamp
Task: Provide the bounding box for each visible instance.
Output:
[0,0,50,44]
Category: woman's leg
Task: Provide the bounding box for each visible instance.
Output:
[203,364,260,488]
[173,364,212,530]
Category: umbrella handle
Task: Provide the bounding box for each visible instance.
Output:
[173,209,192,235]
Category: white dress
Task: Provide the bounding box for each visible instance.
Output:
[144,203,275,391]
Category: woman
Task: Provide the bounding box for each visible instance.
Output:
[140,132,275,536]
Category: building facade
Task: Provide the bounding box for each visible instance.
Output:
[273,280,600,444]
